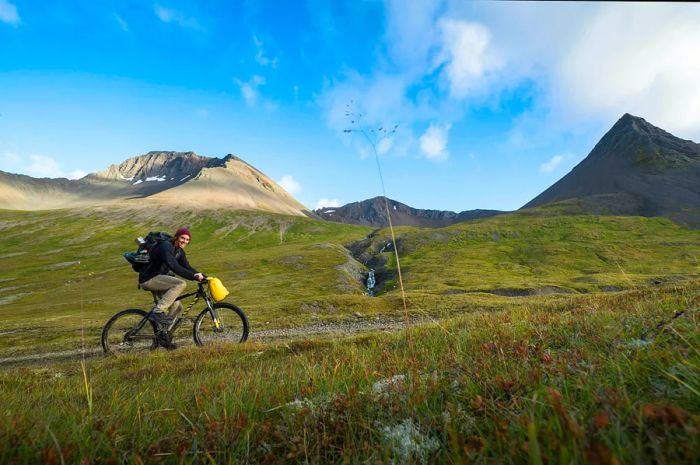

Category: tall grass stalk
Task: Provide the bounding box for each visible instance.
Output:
[343,105,407,315]
[80,360,93,416]
[44,424,66,465]
[663,370,700,398]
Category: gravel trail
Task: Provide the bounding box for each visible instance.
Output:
[0,315,433,368]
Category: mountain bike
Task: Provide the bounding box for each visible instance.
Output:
[101,278,249,354]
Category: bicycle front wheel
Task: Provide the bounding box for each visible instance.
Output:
[101,309,157,355]
[193,302,249,346]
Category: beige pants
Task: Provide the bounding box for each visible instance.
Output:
[141,275,185,318]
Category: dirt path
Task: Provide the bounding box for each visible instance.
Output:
[0,315,432,368]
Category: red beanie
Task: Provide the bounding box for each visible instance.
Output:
[175,227,191,238]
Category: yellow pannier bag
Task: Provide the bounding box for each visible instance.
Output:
[207,277,230,302]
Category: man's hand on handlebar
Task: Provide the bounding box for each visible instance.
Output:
[194,273,205,282]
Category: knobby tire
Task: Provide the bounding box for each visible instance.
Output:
[193,302,249,346]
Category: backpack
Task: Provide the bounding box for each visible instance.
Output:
[123,231,173,272]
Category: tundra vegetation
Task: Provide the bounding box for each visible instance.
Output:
[0,206,698,463]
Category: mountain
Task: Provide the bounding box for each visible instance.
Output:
[523,114,700,226]
[314,196,504,228]
[0,151,311,216]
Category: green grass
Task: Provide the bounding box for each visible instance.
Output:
[1,208,699,358]
[377,213,700,295]
[1,283,698,463]
[0,208,374,356]
[1,206,699,462]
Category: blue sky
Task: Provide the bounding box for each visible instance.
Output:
[1,1,699,212]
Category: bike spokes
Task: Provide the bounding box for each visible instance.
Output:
[102,309,157,354]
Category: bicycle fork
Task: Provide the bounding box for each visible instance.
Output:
[206,300,224,331]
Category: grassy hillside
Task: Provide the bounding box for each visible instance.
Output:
[1,283,698,463]
[1,207,699,358]
[378,211,700,295]
[1,207,699,463]
[0,207,374,357]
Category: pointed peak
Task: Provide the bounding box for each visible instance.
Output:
[600,113,686,146]
[368,195,397,203]
[610,113,651,133]
[620,112,642,121]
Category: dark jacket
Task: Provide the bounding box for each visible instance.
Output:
[138,240,199,284]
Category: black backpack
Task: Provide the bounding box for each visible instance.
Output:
[123,231,173,272]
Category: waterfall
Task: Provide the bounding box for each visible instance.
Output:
[366,269,376,295]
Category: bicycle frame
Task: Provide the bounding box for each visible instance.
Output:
[154,281,221,334]
[118,283,213,342]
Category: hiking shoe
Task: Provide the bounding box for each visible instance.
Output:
[155,330,177,350]
[150,312,173,331]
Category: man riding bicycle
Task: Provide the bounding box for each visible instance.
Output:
[139,227,204,339]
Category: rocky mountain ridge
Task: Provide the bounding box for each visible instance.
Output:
[314,196,504,228]
[0,151,310,216]
[3,114,699,227]
[92,151,219,182]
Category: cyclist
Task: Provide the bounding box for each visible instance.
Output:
[139,227,204,341]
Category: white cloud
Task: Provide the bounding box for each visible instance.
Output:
[0,0,19,26]
[539,154,564,173]
[320,1,700,167]
[153,4,201,30]
[252,35,279,68]
[419,123,451,161]
[319,2,441,131]
[1,153,86,179]
[238,82,258,105]
[551,4,700,137]
[321,72,415,132]
[255,50,278,68]
[68,169,88,179]
[26,155,67,178]
[114,13,129,32]
[235,75,266,107]
[31,154,81,178]
[318,1,502,162]
[376,137,393,155]
[277,175,301,195]
[316,198,341,209]
[436,18,502,99]
[2,152,20,165]
[384,0,442,69]
[462,2,700,139]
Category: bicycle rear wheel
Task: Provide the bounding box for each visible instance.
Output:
[101,309,157,355]
[193,302,249,346]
